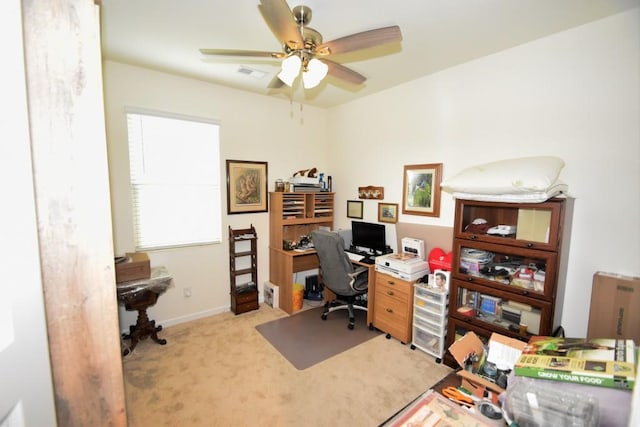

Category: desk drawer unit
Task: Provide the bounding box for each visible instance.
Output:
[411,284,449,362]
[373,272,414,343]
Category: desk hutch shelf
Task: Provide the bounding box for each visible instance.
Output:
[269,192,334,314]
[443,197,572,368]
[229,225,259,315]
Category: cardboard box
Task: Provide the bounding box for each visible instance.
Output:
[448,331,527,394]
[587,272,640,342]
[115,252,150,283]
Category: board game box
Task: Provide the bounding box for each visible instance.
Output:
[513,337,636,390]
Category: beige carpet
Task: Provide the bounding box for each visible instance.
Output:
[123,304,452,427]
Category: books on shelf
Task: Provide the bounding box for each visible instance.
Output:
[513,337,637,390]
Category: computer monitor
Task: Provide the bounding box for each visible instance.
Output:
[351,221,386,255]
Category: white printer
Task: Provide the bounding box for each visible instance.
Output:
[375,237,429,281]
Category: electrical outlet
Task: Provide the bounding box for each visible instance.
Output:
[183,287,192,298]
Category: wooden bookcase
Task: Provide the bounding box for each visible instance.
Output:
[443,197,572,368]
[229,225,259,315]
[269,192,334,314]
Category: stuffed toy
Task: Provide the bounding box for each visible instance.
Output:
[292,168,317,178]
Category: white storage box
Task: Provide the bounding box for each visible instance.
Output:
[413,305,446,327]
[412,327,444,356]
[413,316,442,335]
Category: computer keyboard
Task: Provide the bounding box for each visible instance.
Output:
[345,251,362,262]
[345,251,376,264]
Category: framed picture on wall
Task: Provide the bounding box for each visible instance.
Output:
[347,200,363,219]
[378,203,398,224]
[226,160,268,214]
[402,163,442,217]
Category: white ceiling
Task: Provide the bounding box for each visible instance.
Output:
[100,0,639,108]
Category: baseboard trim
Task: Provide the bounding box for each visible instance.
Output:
[120,306,229,334]
[160,306,229,328]
[121,297,274,333]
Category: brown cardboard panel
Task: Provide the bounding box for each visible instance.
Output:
[456,370,505,394]
[587,272,640,342]
[115,252,150,283]
[489,332,528,353]
[449,331,485,368]
[448,332,526,394]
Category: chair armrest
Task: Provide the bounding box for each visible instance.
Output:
[348,267,369,292]
[351,266,368,277]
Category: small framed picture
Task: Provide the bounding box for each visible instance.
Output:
[378,202,398,224]
[433,269,450,291]
[347,200,363,219]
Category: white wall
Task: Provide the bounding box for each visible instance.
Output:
[103,61,329,326]
[105,9,638,337]
[328,9,639,337]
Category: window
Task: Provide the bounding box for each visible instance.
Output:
[126,110,221,250]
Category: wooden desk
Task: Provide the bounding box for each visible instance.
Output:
[269,248,376,324]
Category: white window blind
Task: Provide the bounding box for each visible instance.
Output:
[126,110,221,250]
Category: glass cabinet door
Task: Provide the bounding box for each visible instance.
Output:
[455,198,564,251]
[452,240,558,301]
[450,279,552,340]
[447,318,492,345]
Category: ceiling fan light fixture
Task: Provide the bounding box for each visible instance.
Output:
[302,58,328,89]
[277,54,301,86]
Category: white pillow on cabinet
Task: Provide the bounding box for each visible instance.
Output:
[441,156,565,195]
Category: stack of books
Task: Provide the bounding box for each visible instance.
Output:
[513,337,636,390]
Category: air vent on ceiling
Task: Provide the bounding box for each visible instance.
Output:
[237,66,267,79]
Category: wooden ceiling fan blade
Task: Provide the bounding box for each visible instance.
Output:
[258,0,304,50]
[199,48,284,58]
[316,26,402,56]
[322,59,366,85]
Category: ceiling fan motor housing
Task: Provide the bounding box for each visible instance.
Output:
[292,5,312,26]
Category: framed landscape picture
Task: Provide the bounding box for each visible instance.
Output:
[402,163,442,217]
[378,203,398,223]
[226,160,268,214]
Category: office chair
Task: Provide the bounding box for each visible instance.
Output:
[311,230,369,329]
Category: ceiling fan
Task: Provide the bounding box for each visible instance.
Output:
[199,0,402,89]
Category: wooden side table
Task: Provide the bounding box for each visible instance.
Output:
[117,266,173,356]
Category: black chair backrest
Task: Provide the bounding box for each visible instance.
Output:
[311,230,363,297]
